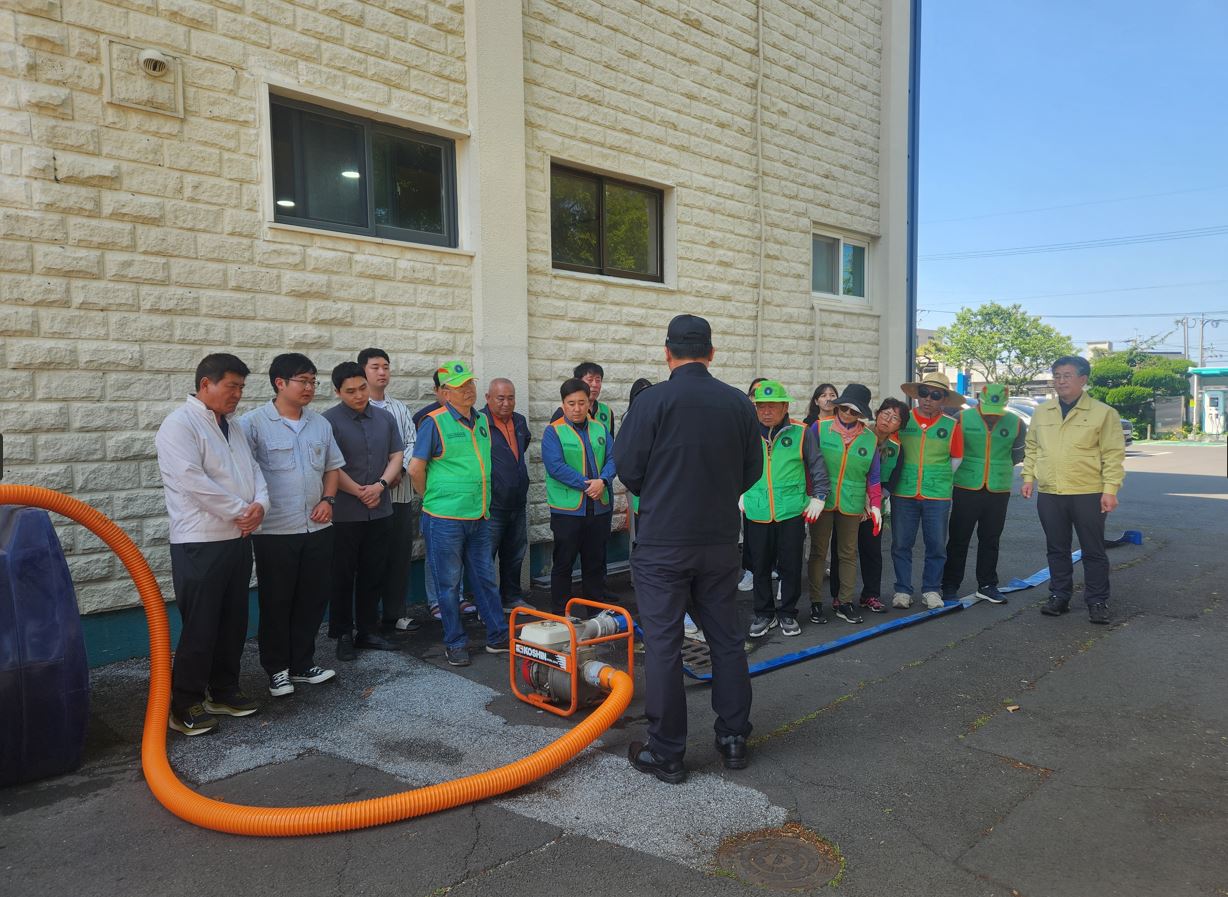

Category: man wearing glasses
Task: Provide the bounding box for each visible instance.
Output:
[892,372,966,610]
[1022,355,1125,624]
[240,354,344,699]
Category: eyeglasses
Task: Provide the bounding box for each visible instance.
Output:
[289,377,320,389]
[916,386,947,400]
[1052,372,1083,382]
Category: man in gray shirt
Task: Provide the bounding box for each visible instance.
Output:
[240,353,345,699]
[359,347,421,633]
[322,361,404,661]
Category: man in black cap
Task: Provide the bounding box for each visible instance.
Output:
[614,314,762,783]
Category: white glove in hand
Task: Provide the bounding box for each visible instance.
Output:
[803,496,826,523]
[738,494,745,514]
[869,506,882,535]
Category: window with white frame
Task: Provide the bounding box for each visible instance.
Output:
[811,232,868,299]
[269,94,459,248]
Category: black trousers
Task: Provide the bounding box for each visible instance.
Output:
[631,542,752,760]
[942,488,1011,593]
[170,538,252,715]
[829,517,884,599]
[1037,492,1110,605]
[744,516,805,617]
[549,511,611,614]
[253,528,333,675]
[329,516,393,639]
[380,499,420,623]
[740,513,754,572]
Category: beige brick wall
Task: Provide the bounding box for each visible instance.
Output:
[521,0,885,541]
[0,0,472,612]
[1,0,895,612]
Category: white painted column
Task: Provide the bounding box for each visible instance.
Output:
[463,0,530,390]
[876,0,915,396]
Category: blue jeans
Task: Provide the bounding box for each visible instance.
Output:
[890,496,951,594]
[487,504,528,603]
[421,513,509,650]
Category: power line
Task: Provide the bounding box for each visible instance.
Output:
[921,224,1228,261]
[918,309,1228,320]
[921,184,1228,225]
[920,279,1228,310]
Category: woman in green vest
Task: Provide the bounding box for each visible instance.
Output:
[542,377,617,616]
[807,384,883,625]
[829,396,910,612]
[740,381,830,639]
[940,383,1026,603]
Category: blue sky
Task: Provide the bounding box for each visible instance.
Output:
[918,0,1228,362]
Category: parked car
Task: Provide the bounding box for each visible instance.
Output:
[1121,419,1134,445]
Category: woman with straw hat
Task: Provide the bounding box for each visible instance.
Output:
[891,372,965,611]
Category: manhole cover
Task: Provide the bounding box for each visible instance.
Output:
[716,823,843,891]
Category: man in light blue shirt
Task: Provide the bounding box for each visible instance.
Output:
[240,353,345,699]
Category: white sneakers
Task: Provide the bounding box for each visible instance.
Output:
[683,613,705,642]
[737,570,754,591]
[921,591,944,609]
[892,591,912,609]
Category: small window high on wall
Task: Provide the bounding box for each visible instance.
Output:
[812,232,868,299]
[270,95,458,248]
[551,164,664,282]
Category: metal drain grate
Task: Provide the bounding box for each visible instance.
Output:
[716,823,843,891]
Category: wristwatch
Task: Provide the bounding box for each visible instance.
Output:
[322,496,336,506]
[378,478,389,489]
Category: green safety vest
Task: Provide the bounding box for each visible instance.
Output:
[742,421,808,523]
[896,411,958,500]
[879,435,902,488]
[954,408,1020,493]
[422,407,491,520]
[592,400,614,434]
[628,492,640,514]
[545,419,610,511]
[817,419,879,515]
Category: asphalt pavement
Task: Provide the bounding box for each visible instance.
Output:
[3,444,1225,896]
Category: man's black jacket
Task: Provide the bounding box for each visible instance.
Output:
[614,362,761,546]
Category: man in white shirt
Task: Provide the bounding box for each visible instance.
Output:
[359,348,420,633]
[240,353,345,699]
[155,353,269,737]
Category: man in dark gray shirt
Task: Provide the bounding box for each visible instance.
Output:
[322,361,403,661]
[614,315,762,783]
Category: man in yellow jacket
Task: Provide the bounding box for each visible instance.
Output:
[1021,355,1126,624]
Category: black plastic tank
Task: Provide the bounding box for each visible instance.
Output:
[0,505,90,786]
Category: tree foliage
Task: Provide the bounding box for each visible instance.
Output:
[1105,385,1153,420]
[931,303,1076,390]
[1130,366,1188,396]
[1088,359,1133,390]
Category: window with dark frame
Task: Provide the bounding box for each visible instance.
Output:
[550,165,664,282]
[269,95,458,248]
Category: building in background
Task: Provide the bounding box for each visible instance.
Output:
[0,0,916,658]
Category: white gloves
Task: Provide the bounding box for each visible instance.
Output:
[738,494,745,514]
[869,506,882,535]
[803,496,826,523]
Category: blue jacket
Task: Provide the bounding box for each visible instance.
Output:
[541,417,616,517]
[481,406,531,510]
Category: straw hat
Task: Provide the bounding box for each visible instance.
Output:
[900,372,964,409]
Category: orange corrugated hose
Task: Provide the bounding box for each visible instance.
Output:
[0,485,633,836]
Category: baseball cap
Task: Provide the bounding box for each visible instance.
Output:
[436,360,475,388]
[665,314,712,350]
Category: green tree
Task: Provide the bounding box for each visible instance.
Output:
[1089,359,1133,390]
[931,303,1076,390]
[1105,385,1153,421]
[1130,366,1188,396]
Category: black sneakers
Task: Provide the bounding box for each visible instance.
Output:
[748,615,777,638]
[976,585,1008,604]
[835,603,863,624]
[1088,602,1110,624]
[203,690,259,717]
[336,633,356,661]
[628,741,687,784]
[290,666,336,684]
[168,703,218,736]
[1040,595,1070,616]
[809,604,828,624]
[715,734,749,770]
[445,646,471,667]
